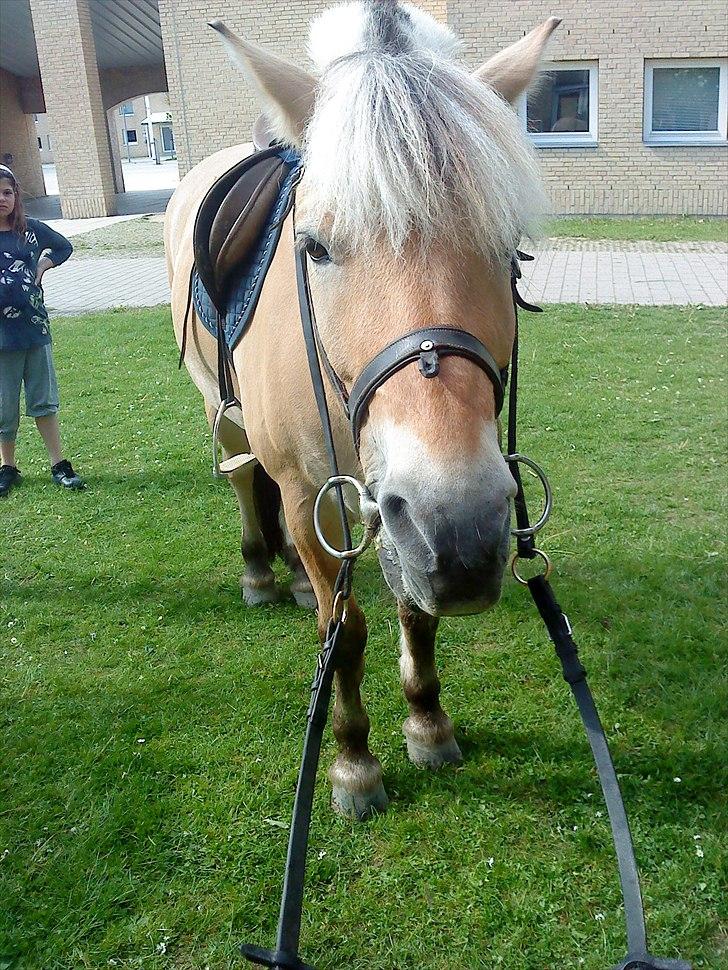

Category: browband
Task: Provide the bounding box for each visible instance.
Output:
[347,327,508,450]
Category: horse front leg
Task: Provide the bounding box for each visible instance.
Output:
[280,479,388,820]
[205,403,277,604]
[398,602,462,769]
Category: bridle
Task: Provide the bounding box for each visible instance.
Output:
[294,235,511,453]
[235,202,691,970]
[293,232,551,565]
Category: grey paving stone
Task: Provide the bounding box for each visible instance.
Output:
[41,242,727,317]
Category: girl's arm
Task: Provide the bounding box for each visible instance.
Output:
[34,220,73,268]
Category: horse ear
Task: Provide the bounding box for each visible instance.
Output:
[209,20,317,146]
[473,17,562,104]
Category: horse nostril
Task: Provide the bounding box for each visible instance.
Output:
[379,492,410,531]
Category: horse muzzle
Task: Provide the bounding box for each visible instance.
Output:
[374,489,512,616]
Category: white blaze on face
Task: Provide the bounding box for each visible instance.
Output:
[364,418,514,511]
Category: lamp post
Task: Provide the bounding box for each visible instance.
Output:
[122,105,131,162]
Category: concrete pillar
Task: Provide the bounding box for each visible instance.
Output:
[29,0,117,217]
[0,68,45,198]
[106,107,126,194]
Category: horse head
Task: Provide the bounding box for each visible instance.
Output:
[212,3,559,617]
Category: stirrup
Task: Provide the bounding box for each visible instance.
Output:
[211,398,258,478]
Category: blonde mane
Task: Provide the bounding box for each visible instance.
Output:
[302,1,548,260]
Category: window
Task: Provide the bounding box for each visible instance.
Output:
[161,125,175,152]
[124,129,138,144]
[520,62,598,147]
[37,136,42,149]
[119,103,134,116]
[644,59,727,145]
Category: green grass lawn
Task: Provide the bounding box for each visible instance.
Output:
[546,215,728,243]
[71,216,165,257]
[1,305,726,970]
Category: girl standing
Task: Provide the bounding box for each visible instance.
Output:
[0,164,84,497]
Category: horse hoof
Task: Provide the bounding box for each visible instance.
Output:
[331,782,389,821]
[291,585,317,610]
[241,582,279,606]
[405,735,463,770]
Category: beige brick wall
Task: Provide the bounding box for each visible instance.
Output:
[29,0,117,217]
[0,68,45,198]
[159,0,332,176]
[450,0,728,215]
[163,0,726,215]
[158,0,452,178]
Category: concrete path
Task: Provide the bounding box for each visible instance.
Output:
[44,257,170,316]
[26,188,174,221]
[42,239,726,317]
[522,240,727,307]
[41,159,179,195]
[41,214,141,238]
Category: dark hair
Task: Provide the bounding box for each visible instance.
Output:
[0,165,27,236]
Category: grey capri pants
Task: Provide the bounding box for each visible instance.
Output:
[0,344,60,441]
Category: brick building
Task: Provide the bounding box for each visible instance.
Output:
[0,0,726,218]
[32,93,173,165]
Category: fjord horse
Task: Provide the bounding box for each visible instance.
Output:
[165,1,559,819]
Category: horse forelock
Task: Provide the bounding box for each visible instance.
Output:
[303,3,548,261]
[366,0,413,54]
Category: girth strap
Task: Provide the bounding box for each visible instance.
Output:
[348,327,507,451]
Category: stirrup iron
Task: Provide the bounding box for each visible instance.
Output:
[211,398,257,478]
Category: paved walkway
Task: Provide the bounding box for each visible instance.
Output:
[522,240,727,307]
[42,238,726,316]
[44,257,170,316]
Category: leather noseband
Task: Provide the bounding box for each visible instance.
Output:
[348,327,508,450]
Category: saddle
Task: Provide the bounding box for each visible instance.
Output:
[194,154,288,317]
[188,118,302,476]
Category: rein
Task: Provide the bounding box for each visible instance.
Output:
[237,232,691,970]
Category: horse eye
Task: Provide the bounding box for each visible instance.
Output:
[306,239,331,263]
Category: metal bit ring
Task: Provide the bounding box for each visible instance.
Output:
[313,475,374,560]
[505,453,553,537]
[510,548,552,585]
